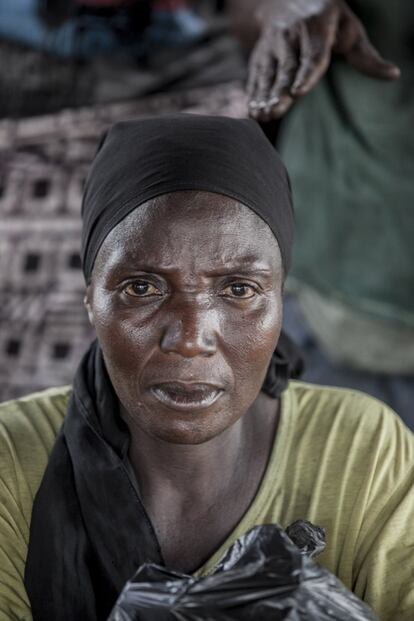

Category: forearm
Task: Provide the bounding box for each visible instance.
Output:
[223,0,326,52]
[223,0,264,53]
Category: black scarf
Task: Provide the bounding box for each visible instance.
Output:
[25,334,302,621]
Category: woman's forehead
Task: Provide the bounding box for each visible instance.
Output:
[94,192,282,273]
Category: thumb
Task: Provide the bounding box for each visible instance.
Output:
[344,35,400,80]
[334,4,400,81]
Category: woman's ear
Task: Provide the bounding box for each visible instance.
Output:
[84,288,95,327]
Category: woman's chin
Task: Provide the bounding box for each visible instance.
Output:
[143,402,238,446]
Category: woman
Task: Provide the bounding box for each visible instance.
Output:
[0,114,413,621]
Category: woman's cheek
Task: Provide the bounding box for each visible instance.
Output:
[230,295,282,349]
[227,299,282,384]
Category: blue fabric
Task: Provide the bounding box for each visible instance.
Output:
[0,0,206,57]
[137,8,206,52]
[0,0,118,56]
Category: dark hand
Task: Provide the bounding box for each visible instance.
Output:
[247,0,400,120]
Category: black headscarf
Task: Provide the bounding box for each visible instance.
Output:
[81,114,294,282]
[25,114,302,621]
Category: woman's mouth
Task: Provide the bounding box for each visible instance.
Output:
[150,382,224,411]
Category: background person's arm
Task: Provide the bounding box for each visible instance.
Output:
[225,0,400,121]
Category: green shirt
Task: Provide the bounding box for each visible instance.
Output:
[1,382,414,620]
[279,0,414,327]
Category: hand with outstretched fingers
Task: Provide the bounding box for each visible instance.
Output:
[247,0,400,121]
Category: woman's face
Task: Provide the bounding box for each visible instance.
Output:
[85,191,284,445]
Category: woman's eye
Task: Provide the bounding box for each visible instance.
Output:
[223,283,257,299]
[124,282,161,297]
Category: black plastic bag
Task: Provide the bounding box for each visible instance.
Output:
[108,523,378,621]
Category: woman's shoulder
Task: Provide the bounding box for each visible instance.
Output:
[0,386,72,502]
[0,385,71,439]
[284,379,414,466]
[286,381,414,478]
[0,387,71,620]
[286,379,409,430]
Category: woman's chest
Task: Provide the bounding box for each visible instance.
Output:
[148,491,259,575]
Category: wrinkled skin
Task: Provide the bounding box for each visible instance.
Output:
[227,0,400,121]
[85,191,284,572]
[86,192,283,446]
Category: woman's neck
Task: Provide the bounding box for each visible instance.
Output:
[125,391,280,506]
[125,392,280,573]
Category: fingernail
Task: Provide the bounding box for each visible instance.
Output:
[389,66,401,78]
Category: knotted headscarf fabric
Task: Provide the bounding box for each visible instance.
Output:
[80,114,294,282]
[25,114,302,621]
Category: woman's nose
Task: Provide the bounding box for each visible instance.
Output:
[160,302,218,358]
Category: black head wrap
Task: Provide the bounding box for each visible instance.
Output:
[25,114,302,621]
[81,114,294,282]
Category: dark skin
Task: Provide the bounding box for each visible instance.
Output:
[85,191,284,572]
[226,0,400,120]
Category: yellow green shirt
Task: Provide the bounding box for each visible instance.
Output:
[0,381,413,620]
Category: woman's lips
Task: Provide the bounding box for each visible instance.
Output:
[149,382,224,411]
